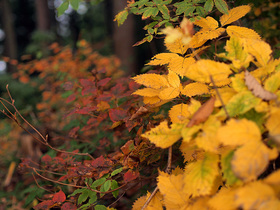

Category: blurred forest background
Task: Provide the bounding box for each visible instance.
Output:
[0,0,280,209]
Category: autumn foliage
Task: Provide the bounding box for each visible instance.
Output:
[2,1,280,210]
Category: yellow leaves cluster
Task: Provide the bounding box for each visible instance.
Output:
[131,4,280,210]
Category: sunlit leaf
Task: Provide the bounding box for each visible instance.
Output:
[184,153,220,197]
[181,82,209,97]
[142,121,183,148]
[227,26,261,40]
[217,118,261,146]
[220,5,250,26]
[132,74,169,89]
[232,141,278,182]
[158,171,189,209]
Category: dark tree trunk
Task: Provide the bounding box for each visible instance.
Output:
[112,0,136,75]
[34,0,51,31]
[0,0,18,73]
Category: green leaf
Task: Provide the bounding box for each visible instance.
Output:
[204,0,214,12]
[196,6,207,17]
[68,188,85,197]
[95,205,107,210]
[111,180,119,198]
[70,0,79,10]
[157,4,169,19]
[115,10,129,26]
[78,189,90,205]
[142,7,159,19]
[57,1,69,16]
[102,180,112,192]
[174,2,192,15]
[111,167,123,177]
[221,150,241,186]
[138,0,149,8]
[85,178,93,185]
[220,91,261,117]
[91,177,106,188]
[214,0,228,14]
[88,191,97,204]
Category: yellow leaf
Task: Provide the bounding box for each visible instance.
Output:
[226,26,261,40]
[141,121,183,148]
[264,169,280,186]
[235,181,278,210]
[162,27,185,44]
[184,153,220,197]
[147,53,180,66]
[218,91,261,117]
[188,98,202,114]
[181,125,202,143]
[194,16,219,31]
[221,149,242,186]
[230,72,247,92]
[165,38,188,55]
[132,74,169,89]
[231,141,278,182]
[217,118,261,147]
[208,187,238,210]
[220,5,251,26]
[167,70,180,88]
[185,60,231,84]
[195,116,221,153]
[265,108,280,143]
[181,82,209,97]
[265,71,280,92]
[180,141,204,162]
[169,103,190,124]
[219,35,253,70]
[157,171,189,209]
[159,87,180,100]
[143,96,161,105]
[190,28,226,47]
[169,56,196,77]
[187,196,211,210]
[132,191,163,210]
[97,101,110,111]
[133,88,161,97]
[213,87,236,107]
[244,38,272,67]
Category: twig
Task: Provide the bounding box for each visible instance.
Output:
[0,92,94,160]
[141,146,173,210]
[107,192,126,208]
[32,167,127,194]
[209,75,230,119]
[32,173,53,193]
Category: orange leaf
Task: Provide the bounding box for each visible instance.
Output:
[187,97,215,127]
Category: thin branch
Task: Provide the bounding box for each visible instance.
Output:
[209,75,230,119]
[141,146,173,210]
[141,186,159,210]
[32,173,53,193]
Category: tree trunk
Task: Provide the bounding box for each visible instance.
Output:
[34,0,51,31]
[112,0,136,75]
[0,0,18,73]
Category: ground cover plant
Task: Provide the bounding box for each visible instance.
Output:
[1,0,280,209]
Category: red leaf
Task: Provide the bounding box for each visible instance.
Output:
[52,190,66,203]
[69,126,80,138]
[129,80,140,91]
[109,108,127,122]
[96,93,113,101]
[75,107,96,115]
[91,156,106,168]
[121,140,135,155]
[61,202,77,210]
[42,154,52,163]
[79,79,95,88]
[97,78,111,87]
[63,82,74,90]
[66,94,76,103]
[111,83,126,96]
[33,200,55,210]
[123,170,139,183]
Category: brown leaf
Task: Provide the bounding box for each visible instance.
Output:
[129,106,149,120]
[187,97,215,127]
[245,70,277,101]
